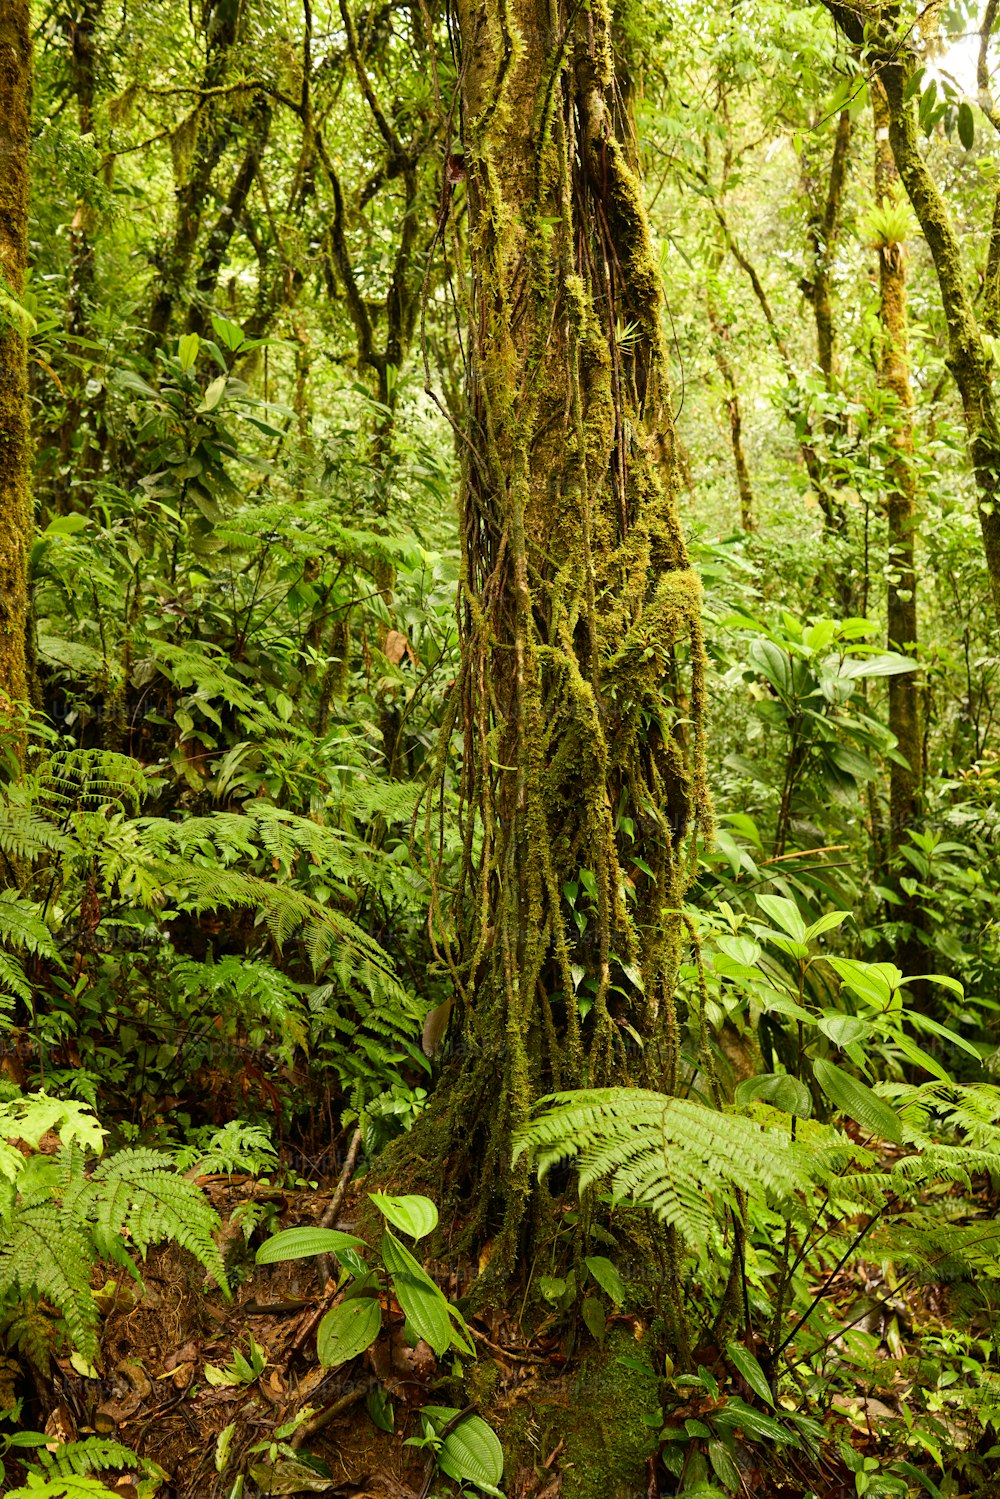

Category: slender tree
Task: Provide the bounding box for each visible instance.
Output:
[419,0,710,1275]
[706,273,757,532]
[822,0,1000,624]
[0,2,32,713]
[871,78,921,853]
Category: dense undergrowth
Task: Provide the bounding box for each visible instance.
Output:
[3,0,1000,1496]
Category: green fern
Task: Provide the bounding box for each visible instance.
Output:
[0,1205,100,1362]
[0,1092,228,1367]
[76,1148,229,1287]
[31,1437,142,1479]
[514,1089,846,1253]
[6,1476,118,1497]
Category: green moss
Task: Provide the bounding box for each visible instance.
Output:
[0,2,32,720]
[559,1328,661,1499]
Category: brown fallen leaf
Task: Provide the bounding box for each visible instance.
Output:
[383,630,412,665]
[45,1402,76,1449]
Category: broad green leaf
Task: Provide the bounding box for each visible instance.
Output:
[211,312,246,350]
[760,933,810,961]
[381,1230,460,1356]
[215,1420,236,1473]
[255,1227,366,1264]
[317,1295,382,1368]
[715,1397,797,1446]
[712,953,762,983]
[367,1386,394,1432]
[369,1192,438,1241]
[755,894,807,942]
[715,934,761,967]
[197,374,228,413]
[423,1409,504,1493]
[902,972,965,999]
[818,1014,873,1050]
[726,1341,773,1405]
[754,988,813,1023]
[909,1012,981,1060]
[803,910,849,942]
[748,638,794,697]
[44,514,89,536]
[894,1031,952,1084]
[709,1438,741,1492]
[813,1058,903,1144]
[839,653,918,679]
[178,332,200,370]
[958,99,975,150]
[826,957,894,1010]
[584,1254,627,1305]
[581,1295,606,1345]
[735,1073,812,1117]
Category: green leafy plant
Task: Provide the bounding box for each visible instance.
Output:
[0,1087,228,1369]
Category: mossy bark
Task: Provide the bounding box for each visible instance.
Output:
[145,0,242,350]
[53,0,104,512]
[0,3,32,716]
[802,107,852,393]
[871,78,925,985]
[417,0,709,1276]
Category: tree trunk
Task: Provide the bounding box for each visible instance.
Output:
[873,79,921,855]
[185,98,272,337]
[822,1,1000,624]
[144,0,242,350]
[0,3,32,714]
[53,0,104,512]
[706,284,757,531]
[421,0,710,1275]
[802,107,852,392]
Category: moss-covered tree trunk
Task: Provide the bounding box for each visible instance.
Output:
[144,0,242,351]
[802,107,852,395]
[424,0,709,1274]
[823,1,1000,624]
[0,3,32,714]
[53,0,103,511]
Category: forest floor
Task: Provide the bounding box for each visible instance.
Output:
[14,1163,993,1499]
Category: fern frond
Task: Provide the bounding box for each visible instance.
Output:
[0,952,27,1004]
[7,1476,121,1497]
[0,892,58,959]
[34,1438,141,1478]
[516,1090,840,1254]
[79,1149,229,1294]
[39,750,148,816]
[0,1204,100,1359]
